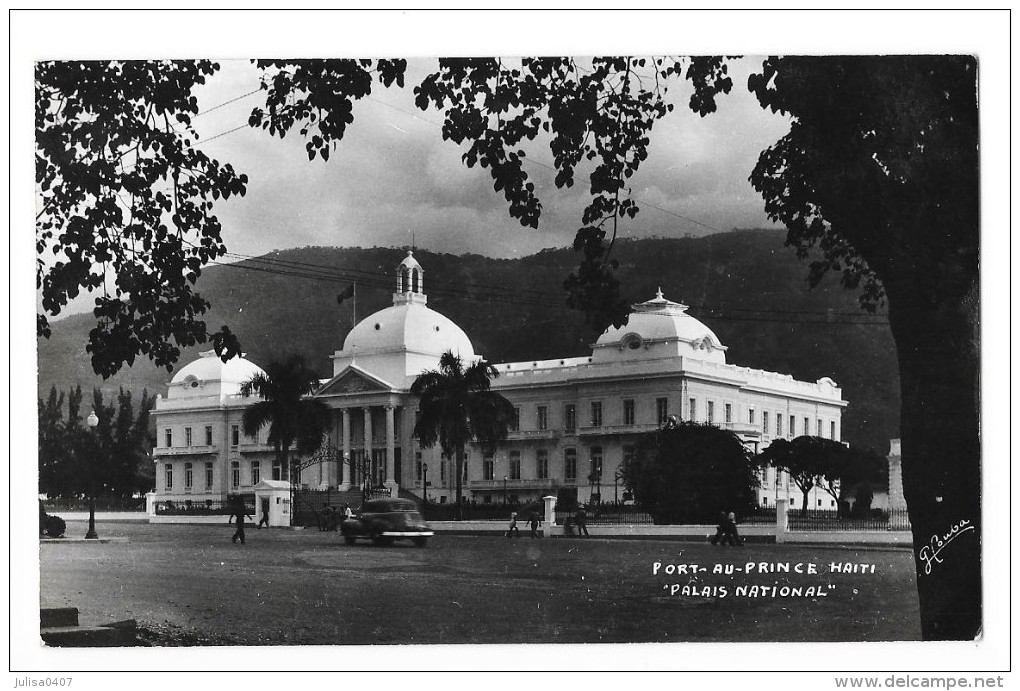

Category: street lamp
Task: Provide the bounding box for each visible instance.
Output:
[85,410,100,540]
[503,475,508,506]
[422,462,428,503]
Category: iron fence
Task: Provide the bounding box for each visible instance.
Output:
[42,496,147,512]
[154,496,255,516]
[787,507,911,532]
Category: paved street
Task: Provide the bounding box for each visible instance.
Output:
[40,521,921,645]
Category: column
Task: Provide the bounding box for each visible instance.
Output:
[340,409,351,490]
[385,405,397,496]
[363,406,373,489]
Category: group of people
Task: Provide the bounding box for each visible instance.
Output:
[315,504,355,532]
[506,511,543,538]
[711,511,743,546]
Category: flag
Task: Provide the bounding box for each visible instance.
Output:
[336,284,355,305]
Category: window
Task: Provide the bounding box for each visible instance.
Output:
[272,460,282,481]
[510,407,520,432]
[509,451,521,480]
[463,460,468,481]
[775,468,781,488]
[439,495,447,504]
[440,459,446,482]
[205,462,214,490]
[658,397,670,425]
[164,429,172,448]
[536,449,549,479]
[204,425,213,446]
[817,418,823,436]
[250,461,260,486]
[415,452,423,481]
[776,414,783,436]
[565,404,576,432]
[164,463,173,489]
[789,415,796,437]
[623,399,635,426]
[763,411,769,434]
[749,408,756,425]
[184,462,193,489]
[231,425,239,447]
[590,401,602,427]
[831,420,837,440]
[231,461,240,489]
[725,403,732,424]
[707,401,715,424]
[564,448,577,480]
[483,452,495,481]
[537,406,548,431]
[589,447,603,482]
[185,427,193,447]
[687,397,695,421]
[804,417,810,437]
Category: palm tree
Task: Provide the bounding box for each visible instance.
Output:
[411,351,516,519]
[240,355,330,521]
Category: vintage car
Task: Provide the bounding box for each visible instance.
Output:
[340,498,434,546]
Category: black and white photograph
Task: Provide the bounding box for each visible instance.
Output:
[12,8,1011,686]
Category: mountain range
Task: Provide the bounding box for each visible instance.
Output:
[36,229,900,453]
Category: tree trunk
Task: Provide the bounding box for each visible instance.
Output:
[455,447,464,520]
[801,489,809,516]
[887,284,981,640]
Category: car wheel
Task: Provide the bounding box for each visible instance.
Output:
[413,537,428,547]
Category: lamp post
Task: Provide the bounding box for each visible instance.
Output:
[422,462,428,503]
[503,475,508,506]
[85,410,100,540]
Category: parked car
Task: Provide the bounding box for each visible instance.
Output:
[341,498,434,547]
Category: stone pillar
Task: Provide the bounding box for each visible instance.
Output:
[385,405,397,496]
[887,439,905,511]
[340,409,351,490]
[363,406,373,488]
[543,495,557,536]
[776,498,789,544]
[145,491,157,517]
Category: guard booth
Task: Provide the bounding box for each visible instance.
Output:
[253,479,292,527]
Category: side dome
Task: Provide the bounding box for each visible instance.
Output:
[341,302,475,360]
[592,288,727,364]
[168,351,265,399]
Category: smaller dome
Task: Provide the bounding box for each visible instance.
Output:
[169,351,264,399]
[593,288,727,364]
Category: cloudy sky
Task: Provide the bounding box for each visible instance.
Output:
[190,57,790,261]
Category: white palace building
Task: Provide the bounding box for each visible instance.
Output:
[151,252,847,511]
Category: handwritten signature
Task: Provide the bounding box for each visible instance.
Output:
[918,519,975,575]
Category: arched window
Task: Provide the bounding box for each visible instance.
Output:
[401,268,410,292]
[411,268,419,293]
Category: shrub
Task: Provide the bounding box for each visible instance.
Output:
[44,515,66,538]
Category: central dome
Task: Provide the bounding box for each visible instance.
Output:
[330,251,477,387]
[342,301,475,359]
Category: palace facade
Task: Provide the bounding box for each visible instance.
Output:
[151,252,847,510]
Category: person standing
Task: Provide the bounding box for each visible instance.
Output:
[506,511,520,538]
[529,512,542,538]
[229,502,252,544]
[575,505,590,538]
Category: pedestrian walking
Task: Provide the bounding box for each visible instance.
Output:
[229,502,252,544]
[575,506,590,537]
[506,511,520,538]
[529,512,542,538]
[725,511,744,546]
[711,511,728,546]
[257,504,270,529]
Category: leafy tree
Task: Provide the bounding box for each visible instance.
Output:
[747,56,979,640]
[239,354,332,487]
[36,60,248,377]
[757,436,849,515]
[622,422,758,525]
[410,350,516,519]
